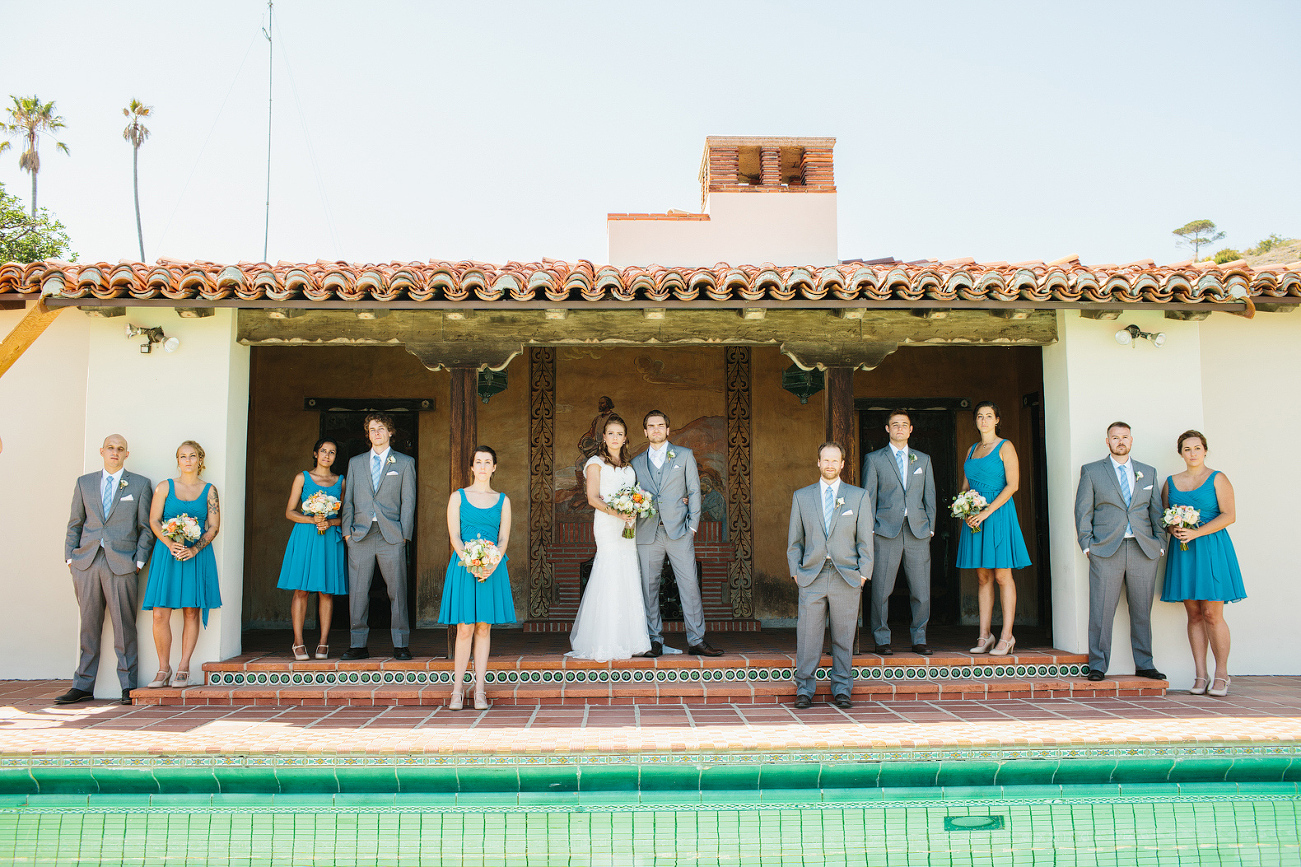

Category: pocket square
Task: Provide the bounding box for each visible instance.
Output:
[1143,485,1153,490]
[913,467,923,475]
[841,509,853,516]
[120,495,134,501]
[386,471,399,476]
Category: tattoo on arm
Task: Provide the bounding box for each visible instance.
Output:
[198,486,221,549]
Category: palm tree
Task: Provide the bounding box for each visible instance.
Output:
[0,96,70,217]
[122,99,152,262]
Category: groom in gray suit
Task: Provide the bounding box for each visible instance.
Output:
[788,442,874,709]
[1074,421,1166,682]
[632,410,723,657]
[341,413,417,660]
[61,434,154,705]
[861,410,937,656]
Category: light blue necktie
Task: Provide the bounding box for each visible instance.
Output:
[823,484,833,534]
[102,475,114,520]
[1118,464,1133,536]
[895,449,907,490]
[372,453,383,492]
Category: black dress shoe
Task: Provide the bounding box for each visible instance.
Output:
[793,694,812,709]
[687,641,724,657]
[644,641,664,658]
[833,693,853,709]
[120,689,133,706]
[54,688,93,705]
[1135,668,1167,680]
[1087,670,1105,682]
[911,644,933,656]
[874,644,894,656]
[341,647,370,660]
[392,647,413,661]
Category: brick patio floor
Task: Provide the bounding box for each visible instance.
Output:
[2,676,1299,755]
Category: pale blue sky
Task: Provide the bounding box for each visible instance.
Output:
[3,1,1297,267]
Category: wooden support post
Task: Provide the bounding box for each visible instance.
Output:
[824,367,857,486]
[0,300,63,380]
[447,366,479,658]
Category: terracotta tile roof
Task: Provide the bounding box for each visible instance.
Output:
[2,256,1298,306]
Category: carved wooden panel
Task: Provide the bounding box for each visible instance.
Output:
[725,347,754,618]
[528,348,557,618]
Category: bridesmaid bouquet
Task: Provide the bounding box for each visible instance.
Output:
[606,484,657,538]
[160,514,202,546]
[461,537,503,582]
[1162,505,1201,550]
[951,491,988,533]
[302,491,342,534]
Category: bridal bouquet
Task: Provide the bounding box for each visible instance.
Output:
[606,483,657,539]
[302,491,341,534]
[160,514,202,546]
[1162,504,1201,551]
[461,537,503,582]
[951,491,988,533]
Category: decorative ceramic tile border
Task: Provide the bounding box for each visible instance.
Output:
[2,742,1296,770]
[207,662,1089,688]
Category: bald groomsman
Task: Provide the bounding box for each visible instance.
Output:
[61,435,154,705]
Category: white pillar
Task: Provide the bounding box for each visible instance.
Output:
[82,309,249,696]
[1042,310,1204,679]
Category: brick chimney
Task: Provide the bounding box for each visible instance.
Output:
[698,136,836,210]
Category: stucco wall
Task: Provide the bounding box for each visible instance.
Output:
[608,193,838,267]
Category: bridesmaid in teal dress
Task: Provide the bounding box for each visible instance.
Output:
[1161,430,1245,697]
[439,445,516,711]
[143,441,222,689]
[957,402,1031,657]
[277,439,348,661]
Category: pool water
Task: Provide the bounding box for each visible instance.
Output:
[2,790,1298,866]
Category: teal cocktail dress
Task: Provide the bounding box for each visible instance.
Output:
[142,479,222,624]
[956,439,1031,570]
[1160,471,1246,603]
[438,489,517,625]
[276,472,348,596]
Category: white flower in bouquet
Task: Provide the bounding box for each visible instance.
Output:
[951,490,988,533]
[302,491,342,535]
[160,514,202,546]
[461,536,503,582]
[605,483,657,539]
[1162,504,1201,550]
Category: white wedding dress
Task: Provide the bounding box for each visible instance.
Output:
[568,456,652,661]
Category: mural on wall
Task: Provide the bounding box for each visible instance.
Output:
[552,349,728,535]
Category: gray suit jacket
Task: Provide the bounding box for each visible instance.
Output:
[632,443,701,542]
[342,450,416,545]
[1074,457,1163,559]
[787,481,874,587]
[861,446,936,539]
[65,470,155,575]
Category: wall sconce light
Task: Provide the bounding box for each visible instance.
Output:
[1115,324,1166,349]
[125,323,180,354]
[781,364,825,404]
[476,368,508,403]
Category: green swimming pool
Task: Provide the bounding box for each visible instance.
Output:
[1,749,1297,865]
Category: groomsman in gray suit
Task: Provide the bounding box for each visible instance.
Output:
[61,434,154,705]
[632,410,723,657]
[861,411,937,656]
[788,442,874,709]
[1074,421,1166,682]
[341,413,416,660]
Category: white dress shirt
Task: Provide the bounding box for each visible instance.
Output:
[649,442,668,470]
[1109,455,1136,539]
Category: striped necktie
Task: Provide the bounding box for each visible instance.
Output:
[372,453,383,491]
[896,449,907,490]
[823,485,833,534]
[102,475,114,520]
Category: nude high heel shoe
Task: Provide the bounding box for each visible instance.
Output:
[969,634,996,654]
[146,668,172,689]
[989,636,1016,657]
[1189,676,1208,696]
[1207,675,1231,697]
[448,687,464,711]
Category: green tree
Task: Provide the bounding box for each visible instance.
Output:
[1172,219,1226,261]
[1212,248,1242,264]
[122,99,152,262]
[0,96,70,217]
[0,181,75,263]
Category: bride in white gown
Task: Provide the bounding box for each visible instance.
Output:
[568,414,652,661]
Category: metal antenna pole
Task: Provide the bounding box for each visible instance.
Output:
[262,0,274,262]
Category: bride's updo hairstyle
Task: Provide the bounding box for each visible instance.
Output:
[598,414,632,467]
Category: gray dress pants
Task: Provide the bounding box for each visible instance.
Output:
[71,549,139,691]
[347,524,410,648]
[795,562,862,699]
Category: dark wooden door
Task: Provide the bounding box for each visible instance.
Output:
[857,401,963,629]
[319,411,419,630]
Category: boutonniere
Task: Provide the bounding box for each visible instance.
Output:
[667,450,676,460]
[1135,470,1144,481]
[909,453,917,464]
[387,456,396,466]
[118,479,128,491]
[835,497,845,508]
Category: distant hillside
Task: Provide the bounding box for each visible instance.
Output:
[1241,239,1301,268]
